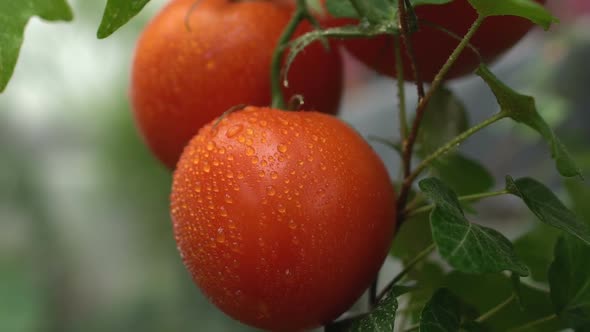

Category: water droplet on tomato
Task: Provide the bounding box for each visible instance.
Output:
[277,144,288,153]
[226,124,243,138]
[270,171,278,179]
[266,186,276,196]
[216,228,225,243]
[246,147,255,156]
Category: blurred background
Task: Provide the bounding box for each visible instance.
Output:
[1,0,589,331]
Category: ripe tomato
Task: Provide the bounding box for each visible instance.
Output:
[131,0,343,169]
[171,107,396,331]
[325,0,546,81]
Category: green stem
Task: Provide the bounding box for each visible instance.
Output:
[422,15,485,102]
[395,35,408,141]
[405,189,510,218]
[270,0,307,109]
[508,314,557,332]
[396,15,486,216]
[475,294,516,323]
[377,243,436,302]
[407,111,507,186]
[404,323,420,332]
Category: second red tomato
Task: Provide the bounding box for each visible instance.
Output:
[130,0,343,169]
[327,0,545,81]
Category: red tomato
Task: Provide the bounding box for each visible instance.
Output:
[131,0,343,169]
[324,0,546,81]
[171,107,396,331]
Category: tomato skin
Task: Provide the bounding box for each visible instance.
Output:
[171,107,396,331]
[326,0,545,81]
[131,0,343,169]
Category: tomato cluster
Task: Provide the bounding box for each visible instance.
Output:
[129,0,545,330]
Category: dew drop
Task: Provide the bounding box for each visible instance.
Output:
[203,163,211,173]
[246,147,255,156]
[226,124,243,138]
[216,228,226,243]
[277,204,286,214]
[266,186,276,196]
[206,141,216,151]
[270,171,278,180]
[277,144,288,153]
[224,194,233,204]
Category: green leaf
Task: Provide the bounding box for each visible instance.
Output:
[419,288,462,332]
[431,153,495,196]
[476,65,581,178]
[419,177,529,276]
[467,0,557,29]
[418,87,469,156]
[506,176,590,245]
[97,0,150,39]
[513,224,561,283]
[325,0,451,19]
[405,262,447,322]
[390,213,432,261]
[348,286,401,331]
[0,0,73,92]
[443,272,566,331]
[565,179,590,224]
[548,235,590,328]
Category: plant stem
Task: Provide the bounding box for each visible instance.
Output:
[377,243,436,302]
[369,277,378,308]
[508,314,557,332]
[407,111,507,187]
[405,189,510,218]
[475,294,516,323]
[270,0,307,109]
[398,0,425,100]
[395,35,409,141]
[396,14,486,218]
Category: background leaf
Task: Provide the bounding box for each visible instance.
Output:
[419,288,462,332]
[513,224,561,283]
[467,0,557,29]
[97,0,150,39]
[507,176,590,245]
[431,154,494,196]
[476,65,581,178]
[548,235,590,328]
[325,0,452,19]
[419,178,529,276]
[0,0,73,92]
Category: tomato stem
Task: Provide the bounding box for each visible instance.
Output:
[508,314,557,332]
[376,243,436,302]
[395,35,409,142]
[404,189,510,218]
[396,14,486,222]
[270,0,307,110]
[475,293,516,323]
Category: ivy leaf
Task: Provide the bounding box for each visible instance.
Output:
[0,0,73,93]
[97,0,150,39]
[347,286,401,331]
[467,0,557,29]
[506,176,590,245]
[419,288,463,332]
[419,177,529,276]
[513,224,561,283]
[325,0,451,19]
[431,154,495,196]
[549,235,590,328]
[477,65,581,178]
